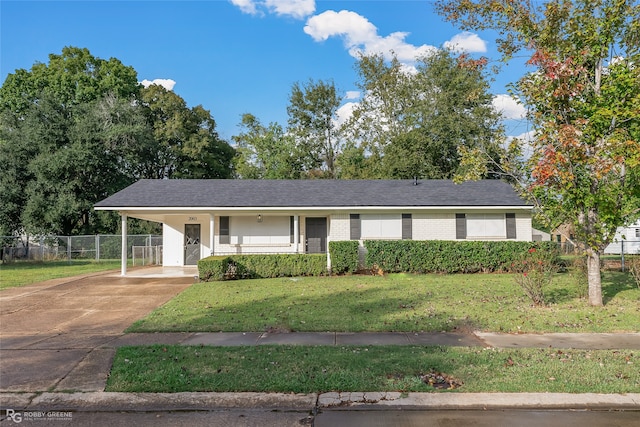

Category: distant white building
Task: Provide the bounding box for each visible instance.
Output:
[604,220,640,255]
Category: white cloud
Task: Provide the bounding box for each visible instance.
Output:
[444,31,487,53]
[334,101,358,127]
[344,91,360,100]
[304,10,436,63]
[230,0,259,15]
[265,0,315,19]
[140,79,176,91]
[492,94,527,119]
[231,0,315,19]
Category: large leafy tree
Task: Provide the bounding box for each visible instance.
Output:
[341,50,503,179]
[287,79,343,178]
[139,84,234,179]
[436,0,640,306]
[0,47,141,235]
[232,113,306,179]
[341,54,413,177]
[0,47,234,236]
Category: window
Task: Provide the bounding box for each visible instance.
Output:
[635,228,640,238]
[466,214,506,238]
[361,214,402,239]
[456,213,511,239]
[229,216,289,245]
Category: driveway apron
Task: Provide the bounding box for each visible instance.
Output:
[0,273,193,392]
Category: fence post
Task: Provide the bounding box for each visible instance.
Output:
[67,236,72,261]
[621,240,625,272]
[95,235,100,261]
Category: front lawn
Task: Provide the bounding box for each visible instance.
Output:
[106,345,640,393]
[0,260,123,290]
[127,271,640,334]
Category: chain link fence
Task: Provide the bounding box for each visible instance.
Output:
[1,235,162,265]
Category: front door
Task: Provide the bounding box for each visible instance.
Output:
[184,224,201,265]
[305,217,327,254]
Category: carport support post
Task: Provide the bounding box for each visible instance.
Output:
[121,213,127,276]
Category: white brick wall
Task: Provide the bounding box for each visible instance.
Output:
[329,214,350,241]
[515,213,532,242]
[413,213,456,240]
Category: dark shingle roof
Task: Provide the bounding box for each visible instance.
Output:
[95,179,529,209]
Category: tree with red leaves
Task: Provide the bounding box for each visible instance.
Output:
[436,0,640,306]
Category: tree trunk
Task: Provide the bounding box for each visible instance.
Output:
[586,250,603,306]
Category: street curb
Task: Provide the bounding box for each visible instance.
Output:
[317,392,640,410]
[2,392,639,412]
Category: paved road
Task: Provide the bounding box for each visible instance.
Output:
[3,409,639,426]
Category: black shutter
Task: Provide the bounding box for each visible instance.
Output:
[506,213,516,239]
[290,216,295,244]
[219,216,230,244]
[402,214,412,240]
[350,214,360,240]
[455,214,466,239]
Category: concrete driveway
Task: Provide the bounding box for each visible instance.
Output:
[0,269,194,392]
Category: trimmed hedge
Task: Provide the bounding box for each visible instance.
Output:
[364,240,560,274]
[328,240,360,274]
[198,254,328,281]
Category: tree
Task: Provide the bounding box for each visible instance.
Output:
[232,113,306,179]
[341,54,413,177]
[139,84,234,179]
[0,47,141,236]
[383,50,503,179]
[0,46,234,236]
[436,0,640,306]
[287,79,343,178]
[341,50,503,179]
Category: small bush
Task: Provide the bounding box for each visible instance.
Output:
[198,254,327,281]
[329,240,360,274]
[513,247,558,306]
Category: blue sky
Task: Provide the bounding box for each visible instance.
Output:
[1,0,531,142]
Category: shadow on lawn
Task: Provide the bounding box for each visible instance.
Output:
[544,271,637,305]
[132,279,484,334]
[602,271,637,304]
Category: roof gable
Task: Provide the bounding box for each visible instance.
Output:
[95,179,529,209]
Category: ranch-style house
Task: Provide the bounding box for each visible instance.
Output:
[94,179,534,275]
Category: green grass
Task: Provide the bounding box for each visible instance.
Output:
[128,271,640,334]
[0,260,123,289]
[106,345,640,393]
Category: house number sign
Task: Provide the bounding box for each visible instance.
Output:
[188,216,198,222]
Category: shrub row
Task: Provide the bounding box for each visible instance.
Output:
[364,240,560,274]
[328,240,360,274]
[198,254,327,281]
